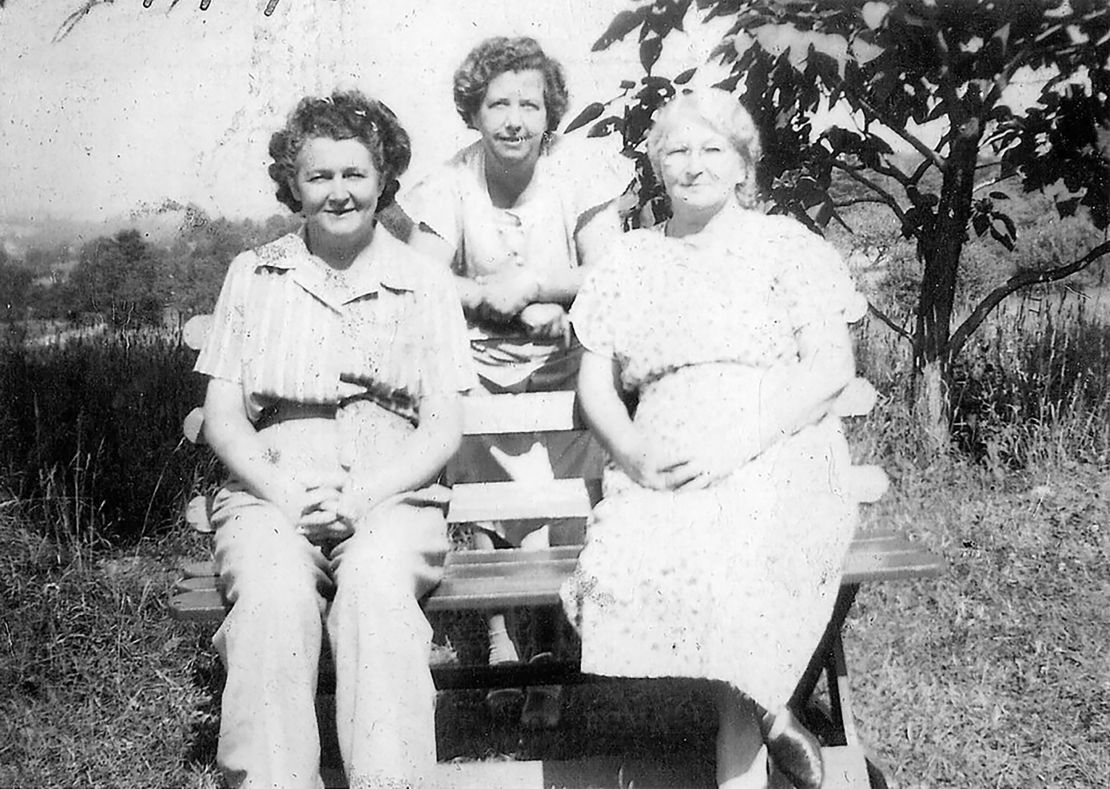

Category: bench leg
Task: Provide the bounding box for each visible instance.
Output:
[790,583,859,745]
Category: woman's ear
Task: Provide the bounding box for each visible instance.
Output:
[287,177,302,204]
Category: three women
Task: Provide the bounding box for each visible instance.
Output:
[198,48,878,789]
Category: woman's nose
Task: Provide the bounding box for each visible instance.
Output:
[327,177,351,202]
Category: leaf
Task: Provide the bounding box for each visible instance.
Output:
[972,213,989,236]
[1057,197,1081,217]
[587,116,624,138]
[593,8,647,51]
[989,225,1015,251]
[989,191,1010,200]
[640,36,665,73]
[674,67,697,85]
[564,102,606,134]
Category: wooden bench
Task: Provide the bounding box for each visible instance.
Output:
[170,315,943,788]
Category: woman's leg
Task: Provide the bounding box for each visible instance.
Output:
[713,683,769,789]
[327,501,447,789]
[211,491,333,789]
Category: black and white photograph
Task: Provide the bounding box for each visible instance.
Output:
[1,2,1108,787]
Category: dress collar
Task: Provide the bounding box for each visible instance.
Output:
[257,227,418,307]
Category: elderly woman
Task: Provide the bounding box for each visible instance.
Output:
[400,36,628,728]
[561,88,884,789]
[196,90,473,789]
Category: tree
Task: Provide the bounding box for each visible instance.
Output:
[70,229,164,328]
[574,0,1110,443]
[0,257,34,321]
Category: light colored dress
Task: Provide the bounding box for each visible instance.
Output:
[560,210,876,712]
[399,135,629,391]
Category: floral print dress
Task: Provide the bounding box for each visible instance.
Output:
[560,210,878,712]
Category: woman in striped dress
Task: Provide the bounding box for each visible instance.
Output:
[196,90,474,789]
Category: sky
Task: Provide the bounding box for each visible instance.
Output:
[0,0,725,226]
[0,1,1057,231]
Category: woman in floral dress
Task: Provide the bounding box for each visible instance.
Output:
[561,88,885,789]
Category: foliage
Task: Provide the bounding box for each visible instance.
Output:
[2,211,298,325]
[69,230,164,328]
[0,330,216,543]
[577,0,1110,401]
[0,261,34,321]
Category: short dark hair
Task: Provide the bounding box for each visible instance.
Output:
[453,37,568,133]
[267,90,412,213]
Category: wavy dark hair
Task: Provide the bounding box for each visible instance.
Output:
[268,90,412,213]
[453,37,568,133]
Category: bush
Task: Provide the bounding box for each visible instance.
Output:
[0,329,216,543]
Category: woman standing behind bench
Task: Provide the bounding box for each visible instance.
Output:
[562,89,884,789]
[400,36,627,728]
[196,90,473,789]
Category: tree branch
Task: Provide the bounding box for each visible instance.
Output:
[831,75,948,173]
[868,303,914,343]
[948,239,1110,361]
[834,197,892,209]
[830,162,908,223]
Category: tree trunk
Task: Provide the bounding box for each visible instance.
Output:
[911,117,982,449]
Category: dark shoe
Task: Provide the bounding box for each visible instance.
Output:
[485,686,524,720]
[761,708,823,789]
[520,652,562,730]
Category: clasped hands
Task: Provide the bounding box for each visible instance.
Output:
[274,470,362,545]
[278,471,452,544]
[473,267,568,342]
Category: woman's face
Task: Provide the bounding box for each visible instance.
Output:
[289,136,383,247]
[657,117,746,221]
[474,69,548,169]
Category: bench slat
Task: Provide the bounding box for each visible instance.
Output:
[447,479,598,523]
[168,533,944,621]
[460,391,583,434]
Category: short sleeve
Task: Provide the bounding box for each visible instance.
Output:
[412,265,478,399]
[397,167,463,251]
[776,221,868,330]
[194,250,257,383]
[570,234,643,358]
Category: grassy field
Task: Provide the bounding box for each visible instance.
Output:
[2,280,1110,788]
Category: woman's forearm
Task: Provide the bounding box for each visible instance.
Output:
[756,321,856,449]
[534,267,583,305]
[202,380,301,508]
[577,350,642,471]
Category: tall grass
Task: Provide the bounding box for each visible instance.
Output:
[0,328,217,544]
[849,285,1110,475]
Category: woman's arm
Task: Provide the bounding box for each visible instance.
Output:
[578,349,698,490]
[336,391,463,526]
[202,378,343,530]
[755,319,856,449]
